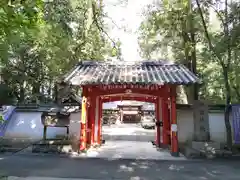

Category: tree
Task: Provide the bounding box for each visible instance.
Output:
[138,0,240,148]
[0,0,122,104]
[195,0,240,148]
[138,0,204,103]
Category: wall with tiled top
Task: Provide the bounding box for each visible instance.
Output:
[1,110,231,144]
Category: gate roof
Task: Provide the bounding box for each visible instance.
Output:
[63,60,200,86]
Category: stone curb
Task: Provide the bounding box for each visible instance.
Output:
[7,177,96,180]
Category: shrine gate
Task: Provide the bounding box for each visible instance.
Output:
[63,60,199,156]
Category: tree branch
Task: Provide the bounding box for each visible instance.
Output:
[92,2,117,49]
[195,0,215,55]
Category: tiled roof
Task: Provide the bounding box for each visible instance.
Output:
[64,60,200,85]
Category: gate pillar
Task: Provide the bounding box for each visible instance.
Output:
[170,86,179,157]
[80,96,87,151]
[97,97,103,145]
[162,97,170,145]
[155,97,161,147]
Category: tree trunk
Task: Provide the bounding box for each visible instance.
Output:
[48,80,52,98]
[223,67,232,149]
[19,85,25,103]
[189,1,198,101]
[196,0,232,148]
[54,83,58,104]
[223,0,233,149]
[32,82,41,103]
[190,31,198,101]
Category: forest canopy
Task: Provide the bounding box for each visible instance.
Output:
[0,0,122,104]
[138,0,240,105]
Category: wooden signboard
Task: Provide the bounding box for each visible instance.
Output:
[193,100,210,141]
[41,111,70,127]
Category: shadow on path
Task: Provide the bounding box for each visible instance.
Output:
[0,154,240,180]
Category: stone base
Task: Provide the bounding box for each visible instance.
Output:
[171,151,180,157]
[102,139,105,144]
[32,140,72,154]
[151,141,170,149]
[183,141,232,159]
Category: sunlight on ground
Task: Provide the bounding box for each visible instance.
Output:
[72,141,186,161]
[168,164,184,171]
[70,124,186,160]
[102,127,149,135]
[102,123,155,142]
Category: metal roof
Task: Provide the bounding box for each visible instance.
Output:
[64,60,200,86]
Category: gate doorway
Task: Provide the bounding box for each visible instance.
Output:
[62,60,199,157]
[101,100,155,142]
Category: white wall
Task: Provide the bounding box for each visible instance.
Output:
[1,110,232,144]
[177,110,194,143]
[209,112,226,143]
[177,109,233,144]
[5,112,68,140]
[69,112,81,137]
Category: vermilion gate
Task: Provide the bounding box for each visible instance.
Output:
[63,60,199,156]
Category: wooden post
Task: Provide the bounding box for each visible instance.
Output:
[170,86,179,157]
[94,96,100,145]
[162,97,170,145]
[91,96,96,146]
[66,126,69,140]
[155,98,161,147]
[86,98,92,147]
[80,96,87,151]
[43,126,47,141]
[97,97,103,145]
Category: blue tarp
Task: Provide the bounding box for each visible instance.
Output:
[0,106,16,136]
[232,105,240,144]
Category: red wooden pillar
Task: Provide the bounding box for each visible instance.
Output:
[86,97,92,147]
[94,96,100,145]
[162,97,170,145]
[170,86,179,156]
[90,96,96,146]
[97,97,103,145]
[155,98,161,147]
[80,95,87,151]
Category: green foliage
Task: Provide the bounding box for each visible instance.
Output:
[138,0,240,104]
[0,0,121,104]
[0,84,14,105]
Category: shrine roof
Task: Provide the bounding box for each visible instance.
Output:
[63,60,200,86]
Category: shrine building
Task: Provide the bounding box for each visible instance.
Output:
[63,60,200,156]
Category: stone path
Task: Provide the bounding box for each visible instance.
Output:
[77,141,186,160]
[0,154,240,180]
[84,123,177,160]
[102,123,157,142]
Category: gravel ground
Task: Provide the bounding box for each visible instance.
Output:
[1,123,239,180]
